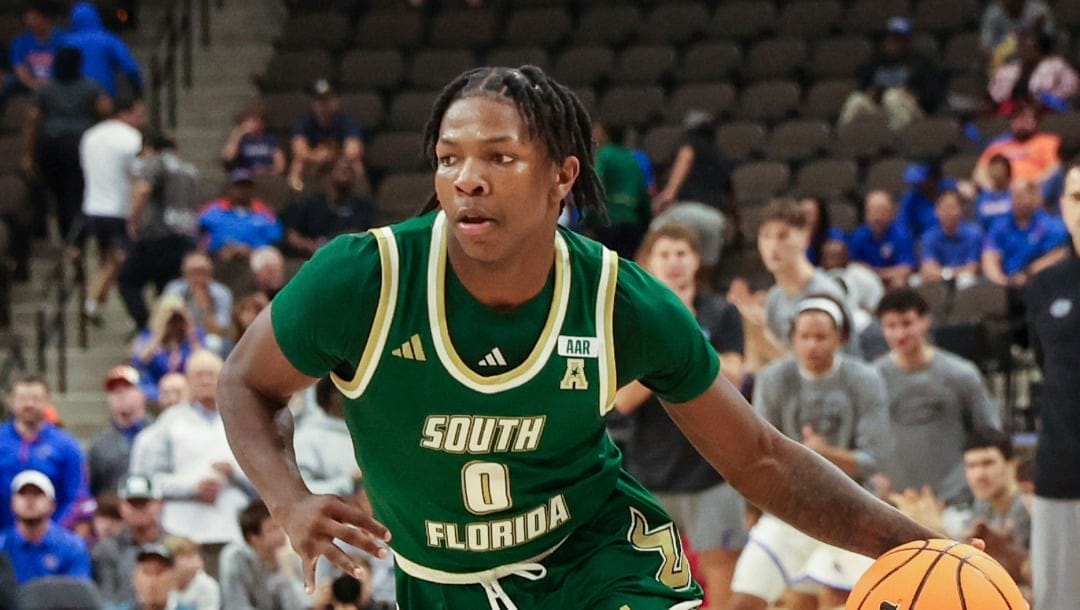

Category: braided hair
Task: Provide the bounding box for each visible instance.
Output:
[418,65,604,219]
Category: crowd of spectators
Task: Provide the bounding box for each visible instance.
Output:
[0,0,1078,609]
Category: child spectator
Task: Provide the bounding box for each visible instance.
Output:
[220,102,285,175]
[976,154,1015,228]
[165,536,220,610]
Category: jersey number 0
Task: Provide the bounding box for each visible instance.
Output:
[461,461,513,514]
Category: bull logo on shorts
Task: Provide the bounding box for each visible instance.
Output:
[880,602,900,610]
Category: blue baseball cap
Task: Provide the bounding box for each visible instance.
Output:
[904,163,931,184]
[886,16,913,36]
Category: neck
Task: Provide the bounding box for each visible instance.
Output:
[176,569,196,589]
[894,342,934,370]
[16,518,49,543]
[14,419,44,440]
[988,485,1018,516]
[802,356,837,379]
[196,397,217,412]
[774,259,815,293]
[1015,211,1035,227]
[142,603,167,610]
[447,226,557,308]
[131,522,160,544]
[672,284,696,310]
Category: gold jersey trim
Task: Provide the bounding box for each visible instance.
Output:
[332,226,399,398]
[427,211,571,393]
[597,247,619,415]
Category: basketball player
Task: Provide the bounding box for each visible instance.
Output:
[218,66,939,610]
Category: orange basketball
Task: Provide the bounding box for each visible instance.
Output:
[846,539,1027,610]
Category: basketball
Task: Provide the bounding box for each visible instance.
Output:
[846,539,1027,610]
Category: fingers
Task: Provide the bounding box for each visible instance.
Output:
[969,537,986,552]
[302,554,317,595]
[320,520,390,559]
[325,498,391,542]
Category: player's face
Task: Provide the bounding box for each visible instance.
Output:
[880,309,930,355]
[792,311,841,374]
[10,381,49,428]
[435,96,577,265]
[643,236,699,290]
[1060,168,1080,241]
[758,220,808,272]
[964,447,1010,501]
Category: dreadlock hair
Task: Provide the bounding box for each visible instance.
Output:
[418,65,604,220]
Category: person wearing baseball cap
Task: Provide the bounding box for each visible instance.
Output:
[287,77,365,191]
[131,543,177,610]
[838,14,944,131]
[87,365,150,498]
[0,470,91,584]
[93,473,171,607]
[0,374,88,530]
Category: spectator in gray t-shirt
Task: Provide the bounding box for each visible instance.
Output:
[755,295,891,481]
[755,198,856,355]
[874,288,1001,508]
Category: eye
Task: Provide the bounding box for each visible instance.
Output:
[437,155,457,167]
[492,153,515,165]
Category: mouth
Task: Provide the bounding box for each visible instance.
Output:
[455,209,497,236]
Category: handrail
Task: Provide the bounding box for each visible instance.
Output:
[34,239,86,394]
[149,0,217,131]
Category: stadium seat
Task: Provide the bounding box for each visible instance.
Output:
[1055,0,1080,29]
[262,92,310,133]
[913,0,979,36]
[570,87,598,116]
[18,576,103,610]
[339,49,406,91]
[339,91,385,131]
[731,161,791,207]
[259,51,334,91]
[912,33,942,62]
[276,12,352,51]
[834,116,894,159]
[865,157,909,197]
[642,124,684,168]
[716,121,768,162]
[428,8,497,49]
[0,173,29,218]
[844,0,910,35]
[950,282,1009,325]
[942,154,979,182]
[637,2,711,45]
[712,1,776,42]
[407,50,475,88]
[803,79,858,122]
[739,204,769,245]
[827,200,859,232]
[252,174,296,211]
[763,119,833,163]
[795,158,859,200]
[915,281,952,319]
[387,90,439,131]
[354,9,424,50]
[0,95,32,135]
[946,73,989,116]
[486,47,550,71]
[807,36,874,80]
[735,80,801,123]
[503,7,573,49]
[612,44,678,85]
[574,5,642,47]
[663,82,737,123]
[552,46,616,87]
[777,0,842,39]
[377,172,433,225]
[366,131,427,174]
[597,86,665,128]
[895,117,961,158]
[677,41,741,83]
[742,37,808,82]
[943,32,984,74]
[1041,112,1080,158]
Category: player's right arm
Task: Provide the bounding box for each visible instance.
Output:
[218,234,390,591]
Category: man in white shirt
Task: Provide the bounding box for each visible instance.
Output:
[78,96,145,322]
[129,349,252,578]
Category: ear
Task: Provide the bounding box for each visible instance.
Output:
[551,155,580,204]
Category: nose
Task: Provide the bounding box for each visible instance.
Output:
[454,158,490,197]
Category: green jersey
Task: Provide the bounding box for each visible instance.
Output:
[272,210,718,574]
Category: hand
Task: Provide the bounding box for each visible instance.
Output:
[800,425,830,454]
[275,493,391,594]
[888,486,945,535]
[211,462,234,480]
[652,190,675,214]
[195,477,222,504]
[969,521,1024,579]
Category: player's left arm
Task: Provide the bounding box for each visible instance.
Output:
[661,375,938,558]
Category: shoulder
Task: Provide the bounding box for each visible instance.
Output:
[759,356,797,384]
[934,350,983,380]
[960,222,984,239]
[921,225,944,242]
[871,352,895,371]
[840,356,884,383]
[44,425,84,452]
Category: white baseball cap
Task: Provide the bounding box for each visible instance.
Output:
[11,470,56,500]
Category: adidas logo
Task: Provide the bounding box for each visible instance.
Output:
[391,334,426,361]
[478,347,507,367]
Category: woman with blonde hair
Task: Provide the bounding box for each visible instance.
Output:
[131,294,204,400]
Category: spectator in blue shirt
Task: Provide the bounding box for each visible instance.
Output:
[220,102,285,176]
[8,1,64,92]
[61,2,142,97]
[0,470,91,584]
[0,375,88,530]
[976,154,1014,229]
[288,79,364,192]
[898,160,958,242]
[198,169,283,262]
[849,189,917,288]
[920,189,984,285]
[983,178,1069,287]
